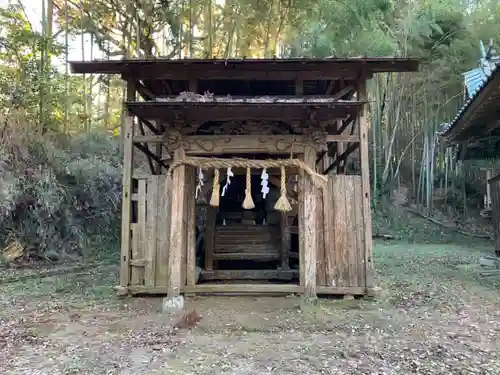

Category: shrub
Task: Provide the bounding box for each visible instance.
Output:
[0,111,122,262]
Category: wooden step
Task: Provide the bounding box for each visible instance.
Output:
[200,269,298,281]
[215,224,279,231]
[213,252,281,261]
[216,243,280,253]
[214,223,281,261]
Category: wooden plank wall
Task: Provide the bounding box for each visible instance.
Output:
[489,178,500,252]
[319,175,365,288]
[129,175,171,287]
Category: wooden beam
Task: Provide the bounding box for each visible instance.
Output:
[136,120,156,174]
[337,115,355,135]
[324,143,360,174]
[133,143,169,170]
[124,284,373,296]
[357,79,375,290]
[132,81,156,100]
[123,70,361,81]
[134,135,314,155]
[140,118,162,135]
[126,102,362,124]
[326,134,360,142]
[330,85,355,101]
[119,81,135,287]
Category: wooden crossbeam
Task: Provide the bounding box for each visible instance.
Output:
[131,81,156,101]
[323,143,359,174]
[136,120,156,174]
[337,114,355,135]
[134,143,169,170]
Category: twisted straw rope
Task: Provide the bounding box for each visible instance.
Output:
[242,167,255,209]
[168,157,327,189]
[279,165,287,197]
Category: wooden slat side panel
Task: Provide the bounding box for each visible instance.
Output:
[322,177,335,286]
[155,175,171,286]
[344,176,358,287]
[332,176,348,287]
[130,224,140,285]
[353,176,365,287]
[145,176,159,286]
[134,179,147,285]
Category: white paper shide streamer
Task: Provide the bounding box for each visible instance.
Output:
[260,168,269,199]
[221,167,234,197]
[195,168,204,199]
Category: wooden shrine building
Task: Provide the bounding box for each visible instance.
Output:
[70,57,419,298]
[440,62,500,255]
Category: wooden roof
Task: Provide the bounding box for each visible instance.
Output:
[70,57,419,80]
[126,96,363,124]
[441,64,500,143]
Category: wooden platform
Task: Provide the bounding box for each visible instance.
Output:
[122,284,379,297]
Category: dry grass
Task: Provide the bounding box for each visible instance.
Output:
[0,110,122,262]
[1,239,500,374]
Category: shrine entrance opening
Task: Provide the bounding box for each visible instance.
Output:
[198,163,299,284]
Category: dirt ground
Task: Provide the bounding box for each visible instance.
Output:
[2,240,500,375]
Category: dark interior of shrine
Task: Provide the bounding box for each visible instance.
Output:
[195,172,299,283]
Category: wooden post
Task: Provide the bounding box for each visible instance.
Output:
[300,146,318,299]
[186,167,197,287]
[336,120,344,174]
[167,137,187,296]
[119,81,135,288]
[280,211,290,269]
[204,207,216,270]
[486,170,492,209]
[357,78,375,289]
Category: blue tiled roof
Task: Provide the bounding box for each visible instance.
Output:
[439,62,500,137]
[463,68,488,98]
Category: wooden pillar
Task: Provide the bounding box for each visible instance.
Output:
[300,146,318,299]
[336,120,344,174]
[167,139,187,296]
[280,212,290,269]
[204,207,216,270]
[119,81,135,288]
[186,167,197,287]
[357,78,375,289]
